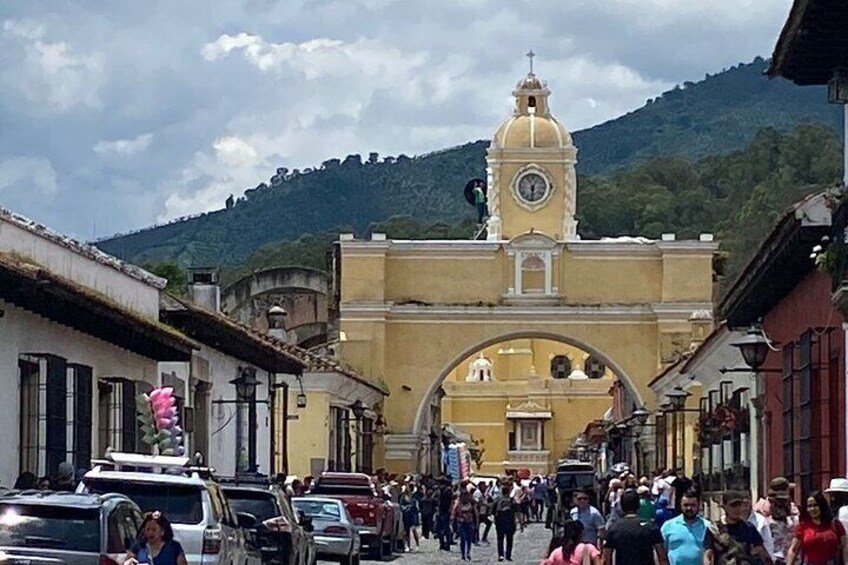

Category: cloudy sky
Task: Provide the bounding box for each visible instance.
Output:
[0,0,792,239]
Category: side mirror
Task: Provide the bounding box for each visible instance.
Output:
[236,511,257,529]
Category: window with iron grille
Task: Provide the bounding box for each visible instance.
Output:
[19,356,92,478]
[97,378,140,455]
[585,356,606,380]
[550,356,572,379]
[782,346,794,482]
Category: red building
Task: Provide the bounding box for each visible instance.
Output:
[721,193,846,496]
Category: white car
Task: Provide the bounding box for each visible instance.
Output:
[78,452,259,565]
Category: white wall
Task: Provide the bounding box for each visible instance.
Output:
[200,346,272,477]
[0,219,161,318]
[0,299,159,485]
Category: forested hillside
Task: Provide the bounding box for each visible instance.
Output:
[98,58,841,270]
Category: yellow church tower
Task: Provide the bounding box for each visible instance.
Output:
[486,56,578,241]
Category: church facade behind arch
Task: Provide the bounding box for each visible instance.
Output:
[337,65,717,474]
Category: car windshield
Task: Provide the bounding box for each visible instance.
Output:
[223,490,278,522]
[84,480,203,525]
[0,504,100,552]
[292,499,342,521]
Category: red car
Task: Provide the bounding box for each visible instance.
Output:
[308,473,398,560]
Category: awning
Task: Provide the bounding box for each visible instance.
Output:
[0,252,196,361]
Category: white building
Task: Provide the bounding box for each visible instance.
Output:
[0,207,196,485]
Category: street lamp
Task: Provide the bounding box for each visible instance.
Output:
[630,405,651,427]
[350,399,366,419]
[231,368,259,400]
[730,324,770,371]
[666,387,691,411]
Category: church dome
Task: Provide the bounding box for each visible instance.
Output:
[492,71,573,150]
[494,114,572,149]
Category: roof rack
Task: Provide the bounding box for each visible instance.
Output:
[217,474,275,487]
[90,452,217,479]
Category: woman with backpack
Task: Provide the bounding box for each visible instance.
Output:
[452,489,479,561]
[495,484,518,562]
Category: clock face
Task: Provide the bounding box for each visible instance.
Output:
[517,173,549,203]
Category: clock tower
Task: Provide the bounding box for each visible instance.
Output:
[486,63,578,241]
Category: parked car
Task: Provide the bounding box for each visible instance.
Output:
[307,473,394,560]
[78,451,259,565]
[291,497,360,565]
[219,478,315,565]
[0,490,143,565]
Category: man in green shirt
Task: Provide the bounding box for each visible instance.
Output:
[637,485,655,522]
[473,182,487,223]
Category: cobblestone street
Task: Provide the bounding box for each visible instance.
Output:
[319,522,553,565]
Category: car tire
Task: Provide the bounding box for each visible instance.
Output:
[369,538,384,561]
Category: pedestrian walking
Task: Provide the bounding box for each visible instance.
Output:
[452,489,479,561]
[745,492,776,561]
[124,511,187,565]
[637,485,655,523]
[495,484,518,562]
[660,490,707,565]
[824,478,848,533]
[704,490,772,565]
[655,499,675,529]
[50,461,76,492]
[603,490,668,565]
[418,484,436,539]
[543,519,601,565]
[669,469,693,514]
[436,479,454,551]
[399,483,420,552]
[570,489,606,546]
[786,491,848,565]
[762,479,798,565]
[534,477,547,522]
[478,483,493,543]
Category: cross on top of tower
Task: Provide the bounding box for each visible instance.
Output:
[526,50,536,74]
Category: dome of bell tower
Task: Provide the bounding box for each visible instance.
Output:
[493,71,572,150]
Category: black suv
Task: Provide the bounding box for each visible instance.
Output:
[219,477,315,565]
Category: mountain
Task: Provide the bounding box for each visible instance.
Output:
[96,58,841,268]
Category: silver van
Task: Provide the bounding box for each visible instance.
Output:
[0,490,143,565]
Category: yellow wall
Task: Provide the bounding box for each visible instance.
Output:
[384,254,504,304]
[563,255,663,304]
[285,391,330,478]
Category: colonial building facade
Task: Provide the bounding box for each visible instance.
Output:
[337,68,717,474]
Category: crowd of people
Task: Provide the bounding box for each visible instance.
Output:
[543,468,848,565]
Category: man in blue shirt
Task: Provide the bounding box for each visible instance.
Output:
[661,490,708,565]
[570,489,606,545]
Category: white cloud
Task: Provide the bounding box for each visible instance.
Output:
[0,157,58,197]
[93,133,154,156]
[2,18,104,112]
[0,1,797,236]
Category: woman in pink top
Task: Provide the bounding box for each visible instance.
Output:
[543,520,601,565]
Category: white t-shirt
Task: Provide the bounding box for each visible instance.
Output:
[656,478,673,504]
[838,505,848,533]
